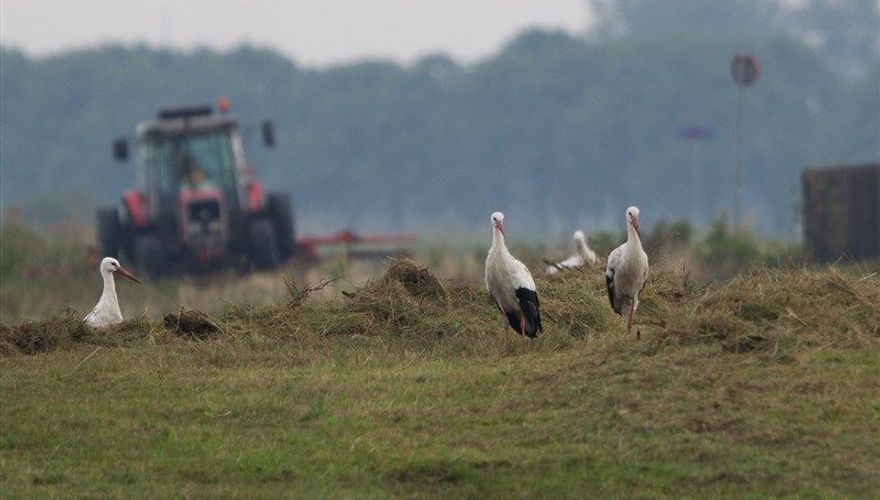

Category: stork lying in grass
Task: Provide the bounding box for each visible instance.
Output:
[606,206,649,333]
[84,257,140,328]
[485,212,542,338]
[546,230,599,274]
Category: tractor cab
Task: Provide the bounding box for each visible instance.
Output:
[136,107,244,216]
[100,102,294,276]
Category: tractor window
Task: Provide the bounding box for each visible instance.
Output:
[148,130,238,209]
[141,139,177,213]
[180,132,236,191]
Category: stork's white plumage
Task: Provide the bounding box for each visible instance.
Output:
[484,212,542,338]
[84,257,140,328]
[546,230,599,274]
[605,206,649,333]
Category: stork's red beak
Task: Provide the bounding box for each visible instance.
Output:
[115,266,141,284]
[631,216,641,237]
[496,222,504,235]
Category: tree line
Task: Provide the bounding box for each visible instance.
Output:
[2,0,877,234]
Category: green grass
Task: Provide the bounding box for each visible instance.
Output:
[2,262,879,497]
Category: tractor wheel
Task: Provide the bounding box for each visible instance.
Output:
[96,207,121,258]
[249,218,280,270]
[267,192,295,259]
[134,234,166,279]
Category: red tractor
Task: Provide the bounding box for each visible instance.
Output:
[97,102,295,277]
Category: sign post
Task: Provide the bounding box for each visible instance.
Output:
[730,53,760,227]
[679,125,714,226]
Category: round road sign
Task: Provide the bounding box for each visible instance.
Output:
[731,54,760,87]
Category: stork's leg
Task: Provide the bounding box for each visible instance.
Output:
[626,304,635,333]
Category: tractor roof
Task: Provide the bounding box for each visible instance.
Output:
[136,112,238,138]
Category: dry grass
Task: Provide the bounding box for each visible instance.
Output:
[3,259,877,360]
[656,267,880,352]
[163,308,223,339]
[0,310,158,356]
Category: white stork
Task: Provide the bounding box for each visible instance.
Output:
[84,257,140,328]
[605,206,649,333]
[546,230,599,274]
[485,211,542,338]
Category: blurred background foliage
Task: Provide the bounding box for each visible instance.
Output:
[1,0,877,235]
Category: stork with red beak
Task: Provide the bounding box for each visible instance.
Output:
[605,206,649,333]
[485,211,542,338]
[84,257,140,328]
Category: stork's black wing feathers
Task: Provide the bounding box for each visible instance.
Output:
[605,270,617,313]
[515,287,542,338]
[605,245,625,315]
[505,311,521,334]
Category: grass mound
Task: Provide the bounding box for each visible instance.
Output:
[539,268,620,337]
[537,263,879,353]
[0,309,88,355]
[2,260,877,358]
[316,259,490,338]
[163,308,222,339]
[659,267,880,352]
[0,311,156,355]
[380,259,449,300]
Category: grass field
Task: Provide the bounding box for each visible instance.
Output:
[2,261,879,497]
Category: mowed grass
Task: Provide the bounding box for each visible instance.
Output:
[1,262,879,497]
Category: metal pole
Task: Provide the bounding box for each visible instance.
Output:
[691,140,701,226]
[734,85,746,227]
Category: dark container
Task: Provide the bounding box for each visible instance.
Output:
[801,163,880,262]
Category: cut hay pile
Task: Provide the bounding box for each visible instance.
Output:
[2,259,878,357]
[310,260,490,338]
[307,259,617,341]
[0,309,89,355]
[163,308,222,339]
[380,260,449,300]
[657,267,880,352]
[0,311,155,355]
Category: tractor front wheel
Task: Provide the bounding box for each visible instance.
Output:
[267,192,296,259]
[249,218,280,270]
[135,234,166,278]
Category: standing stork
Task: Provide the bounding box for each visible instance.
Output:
[485,212,542,338]
[84,257,140,328]
[605,206,649,333]
[546,230,599,274]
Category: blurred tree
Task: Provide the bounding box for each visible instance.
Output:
[585,0,780,41]
[780,0,879,79]
[695,216,763,278]
[585,0,879,78]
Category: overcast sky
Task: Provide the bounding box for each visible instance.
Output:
[1,0,590,66]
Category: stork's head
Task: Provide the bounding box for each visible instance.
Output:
[100,257,140,284]
[573,230,586,243]
[626,206,641,237]
[491,211,504,235]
